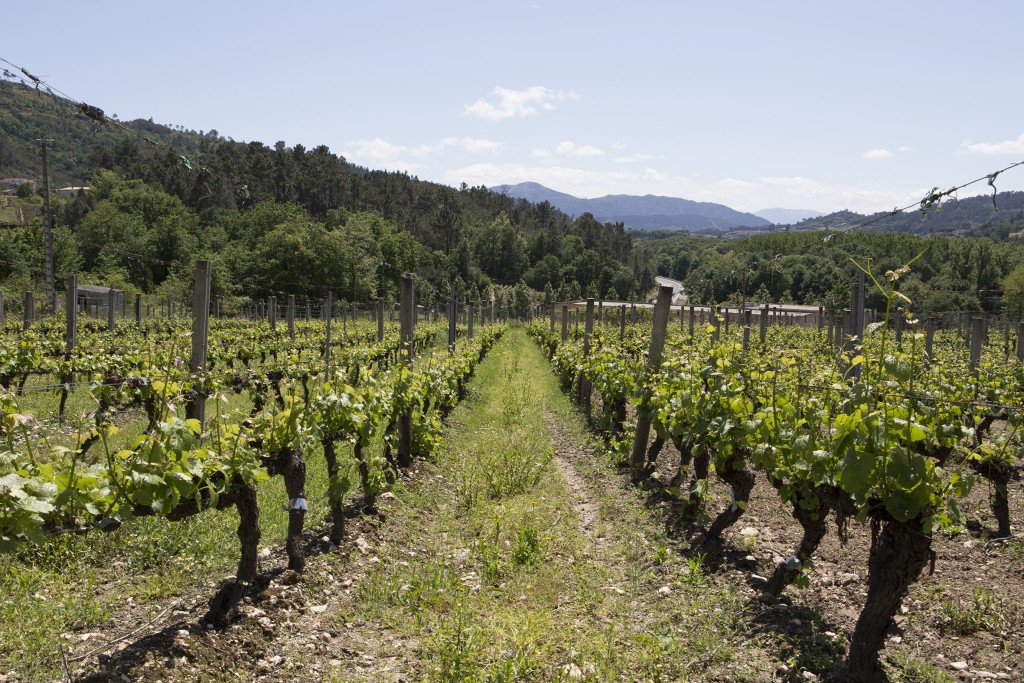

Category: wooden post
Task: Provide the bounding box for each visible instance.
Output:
[817,306,825,332]
[1017,321,1024,362]
[186,261,212,428]
[107,287,116,332]
[742,309,751,354]
[65,275,77,353]
[448,284,457,353]
[688,305,695,339]
[287,295,296,340]
[925,317,936,358]
[580,299,595,418]
[23,291,33,330]
[468,302,475,339]
[268,296,277,331]
[135,293,142,330]
[619,304,626,340]
[894,314,904,347]
[630,285,674,478]
[550,303,556,334]
[970,317,984,372]
[377,299,385,342]
[847,275,866,381]
[324,292,333,381]
[834,314,846,352]
[760,304,769,344]
[398,274,415,467]
[561,305,568,342]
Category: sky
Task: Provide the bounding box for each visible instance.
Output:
[4,0,1024,215]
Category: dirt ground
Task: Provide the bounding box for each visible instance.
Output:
[14,394,1022,683]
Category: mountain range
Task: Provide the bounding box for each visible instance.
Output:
[490,182,823,231]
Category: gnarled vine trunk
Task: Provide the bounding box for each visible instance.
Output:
[847,517,932,683]
[765,493,829,597]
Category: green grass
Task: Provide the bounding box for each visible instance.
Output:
[342,326,752,681]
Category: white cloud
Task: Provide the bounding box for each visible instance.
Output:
[345,136,502,168]
[440,137,503,154]
[530,148,553,158]
[687,175,923,214]
[863,148,894,159]
[464,86,579,121]
[615,153,658,164]
[963,132,1024,155]
[642,168,670,184]
[555,141,604,157]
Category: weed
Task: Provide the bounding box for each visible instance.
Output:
[511,523,542,566]
[652,542,670,566]
[681,552,707,586]
[473,519,505,585]
[484,646,539,682]
[940,586,1009,634]
[1001,538,1024,563]
[886,650,955,683]
[432,601,481,682]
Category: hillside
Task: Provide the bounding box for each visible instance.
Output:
[784,193,1024,235]
[492,181,771,231]
[3,75,1023,316]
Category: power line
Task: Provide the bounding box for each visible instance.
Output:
[0,56,250,200]
[836,159,1024,234]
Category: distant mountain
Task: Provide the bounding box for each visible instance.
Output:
[785,193,1024,235]
[755,207,823,224]
[491,181,770,231]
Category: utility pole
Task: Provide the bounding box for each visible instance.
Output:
[38,139,55,314]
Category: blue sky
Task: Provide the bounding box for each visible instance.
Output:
[4,0,1024,214]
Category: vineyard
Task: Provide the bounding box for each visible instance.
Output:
[0,264,1023,682]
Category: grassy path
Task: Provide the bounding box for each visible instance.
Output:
[314,327,760,682]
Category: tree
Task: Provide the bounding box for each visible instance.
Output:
[1001,263,1024,318]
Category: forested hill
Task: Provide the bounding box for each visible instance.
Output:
[3,76,1024,318]
[782,192,1024,239]
[0,77,642,307]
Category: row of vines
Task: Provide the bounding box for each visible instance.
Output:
[532,266,1023,682]
[1,310,503,626]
